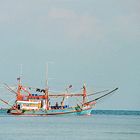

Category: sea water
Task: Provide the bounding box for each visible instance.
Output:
[0,110,140,140]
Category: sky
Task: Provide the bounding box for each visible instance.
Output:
[0,0,140,110]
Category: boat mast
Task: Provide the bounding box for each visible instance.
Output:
[45,63,49,110]
[83,83,87,104]
[16,64,23,101]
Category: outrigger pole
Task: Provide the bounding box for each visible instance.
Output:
[85,88,118,105]
[87,89,109,96]
[0,97,21,113]
[3,83,17,95]
[0,98,12,107]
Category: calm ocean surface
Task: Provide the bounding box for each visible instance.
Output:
[0,110,140,140]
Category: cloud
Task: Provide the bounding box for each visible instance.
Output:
[48,8,76,20]
[108,14,140,41]
[116,14,140,34]
[47,7,103,41]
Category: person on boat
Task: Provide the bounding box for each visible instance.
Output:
[55,102,58,109]
[48,101,51,110]
[61,101,64,109]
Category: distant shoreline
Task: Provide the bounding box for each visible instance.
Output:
[92,110,140,115]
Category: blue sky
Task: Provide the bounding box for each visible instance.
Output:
[0,0,140,110]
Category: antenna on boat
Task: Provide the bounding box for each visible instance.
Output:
[17,64,22,85]
[46,63,48,88]
[45,61,54,88]
[45,61,54,110]
[20,64,23,82]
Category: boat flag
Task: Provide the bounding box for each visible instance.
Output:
[17,77,20,81]
[69,85,72,88]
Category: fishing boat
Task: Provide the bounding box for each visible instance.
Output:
[0,77,118,116]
